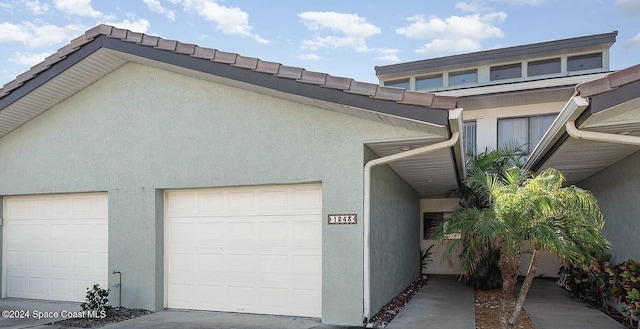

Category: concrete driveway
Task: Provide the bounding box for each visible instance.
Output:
[0,298,82,329]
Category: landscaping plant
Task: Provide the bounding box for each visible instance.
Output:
[81,284,112,315]
[434,167,609,329]
[613,259,640,328]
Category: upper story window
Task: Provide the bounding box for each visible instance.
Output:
[490,63,522,81]
[416,74,443,91]
[528,58,561,76]
[568,53,603,72]
[384,78,410,89]
[498,114,556,153]
[449,69,477,86]
[463,121,477,156]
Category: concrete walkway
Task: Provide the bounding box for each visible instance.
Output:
[524,279,626,329]
[385,275,475,329]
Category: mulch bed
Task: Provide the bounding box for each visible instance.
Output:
[52,308,151,328]
[367,277,428,328]
[475,289,537,329]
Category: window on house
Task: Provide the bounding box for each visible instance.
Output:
[424,212,444,240]
[416,74,443,91]
[384,78,410,89]
[490,63,522,81]
[424,212,458,240]
[568,53,603,72]
[449,70,477,86]
[464,121,477,156]
[497,114,556,152]
[528,58,561,76]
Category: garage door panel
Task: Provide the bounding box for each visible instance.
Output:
[166,184,322,317]
[4,193,108,302]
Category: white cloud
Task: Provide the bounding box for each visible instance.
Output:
[104,17,150,33]
[298,11,380,52]
[9,51,52,66]
[376,48,400,62]
[143,0,175,20]
[297,53,320,61]
[0,2,15,13]
[177,0,268,44]
[626,32,640,47]
[24,0,49,14]
[0,22,86,48]
[54,0,102,18]
[396,12,506,56]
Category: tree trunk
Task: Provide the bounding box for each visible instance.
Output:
[508,247,540,326]
[498,252,520,329]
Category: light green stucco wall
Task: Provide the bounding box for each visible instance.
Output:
[580,150,640,264]
[0,63,432,326]
[366,147,421,317]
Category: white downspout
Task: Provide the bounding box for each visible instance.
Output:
[566,121,640,145]
[362,108,462,323]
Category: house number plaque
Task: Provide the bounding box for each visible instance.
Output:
[328,214,357,225]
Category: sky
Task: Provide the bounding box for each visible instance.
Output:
[0,0,639,86]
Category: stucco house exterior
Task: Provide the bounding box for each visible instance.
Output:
[0,25,465,326]
[526,64,640,265]
[375,31,621,277]
[1,24,637,327]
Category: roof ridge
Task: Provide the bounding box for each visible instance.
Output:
[0,24,457,110]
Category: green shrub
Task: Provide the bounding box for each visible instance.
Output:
[81,284,112,314]
[612,259,640,322]
[563,254,614,307]
[465,248,502,290]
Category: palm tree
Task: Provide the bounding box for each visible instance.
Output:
[454,144,527,290]
[435,167,609,329]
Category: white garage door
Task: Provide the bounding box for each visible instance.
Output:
[165,184,322,317]
[3,193,108,302]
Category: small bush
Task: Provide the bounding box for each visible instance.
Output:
[612,259,640,323]
[81,284,112,314]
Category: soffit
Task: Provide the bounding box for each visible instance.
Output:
[0,49,126,137]
[366,137,459,198]
[536,96,640,185]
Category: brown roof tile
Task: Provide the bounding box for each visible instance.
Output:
[85,25,112,39]
[431,95,458,110]
[29,61,49,76]
[577,76,612,97]
[298,70,327,85]
[254,60,280,74]
[109,27,128,40]
[346,81,378,96]
[2,79,22,94]
[44,53,63,67]
[191,46,215,60]
[140,34,159,47]
[276,65,303,79]
[372,86,405,101]
[322,76,352,90]
[57,43,75,58]
[609,64,640,88]
[400,91,434,107]
[156,39,177,51]
[0,24,455,122]
[124,31,143,43]
[70,35,91,49]
[232,56,258,69]
[175,42,196,55]
[213,50,237,64]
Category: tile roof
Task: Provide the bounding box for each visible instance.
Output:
[577,64,640,97]
[0,24,457,110]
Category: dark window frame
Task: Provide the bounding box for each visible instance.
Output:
[490,63,522,81]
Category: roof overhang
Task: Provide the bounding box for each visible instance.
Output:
[0,24,464,198]
[526,65,640,185]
